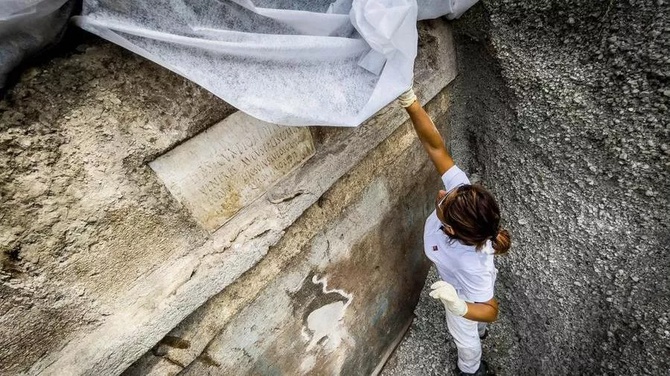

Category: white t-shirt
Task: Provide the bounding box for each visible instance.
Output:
[423,166,497,302]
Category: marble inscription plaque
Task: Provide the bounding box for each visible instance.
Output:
[150,112,315,231]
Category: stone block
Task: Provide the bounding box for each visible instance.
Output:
[119,19,457,376]
[150,112,315,232]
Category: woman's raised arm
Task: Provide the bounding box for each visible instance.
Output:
[399,89,455,175]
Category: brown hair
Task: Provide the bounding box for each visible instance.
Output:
[441,184,511,254]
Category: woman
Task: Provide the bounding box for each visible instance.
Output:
[398,89,511,376]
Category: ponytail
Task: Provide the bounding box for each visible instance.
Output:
[492,228,511,255]
[442,184,511,255]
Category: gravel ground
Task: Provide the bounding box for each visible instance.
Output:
[383,1,669,375]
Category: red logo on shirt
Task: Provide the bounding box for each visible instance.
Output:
[432,245,438,251]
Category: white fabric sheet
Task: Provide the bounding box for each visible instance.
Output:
[74,0,478,126]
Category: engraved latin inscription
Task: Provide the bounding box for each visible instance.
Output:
[149,112,315,231]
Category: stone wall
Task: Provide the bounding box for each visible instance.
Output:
[0,20,458,375]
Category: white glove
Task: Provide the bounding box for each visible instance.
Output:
[398,88,417,107]
[429,281,468,316]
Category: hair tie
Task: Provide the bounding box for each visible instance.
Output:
[491,228,501,240]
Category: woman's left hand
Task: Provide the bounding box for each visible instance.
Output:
[429,281,468,316]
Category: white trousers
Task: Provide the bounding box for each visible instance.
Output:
[445,310,486,373]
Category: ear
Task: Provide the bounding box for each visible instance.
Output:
[443,225,455,236]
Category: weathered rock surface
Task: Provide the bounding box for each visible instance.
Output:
[383,1,669,375]
[0,38,229,376]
